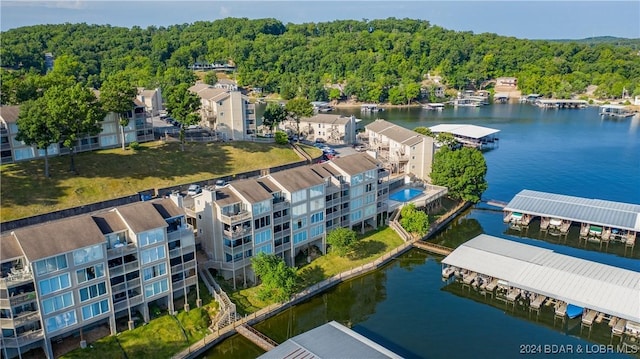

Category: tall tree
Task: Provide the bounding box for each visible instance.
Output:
[47,84,105,174]
[251,252,297,302]
[399,203,429,236]
[262,102,287,133]
[284,97,313,141]
[165,83,201,151]
[326,227,358,256]
[430,147,488,203]
[413,126,434,137]
[100,74,137,150]
[15,98,60,178]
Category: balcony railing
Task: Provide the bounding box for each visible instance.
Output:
[0,269,34,289]
[9,291,37,305]
[107,243,137,257]
[12,311,41,327]
[1,329,44,347]
[221,210,252,223]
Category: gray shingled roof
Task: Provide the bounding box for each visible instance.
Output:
[365,119,425,147]
[231,179,273,204]
[259,321,402,359]
[115,202,168,233]
[504,189,640,231]
[0,105,20,124]
[330,153,380,176]
[302,114,352,125]
[92,211,128,235]
[443,235,640,323]
[1,233,23,261]
[152,199,185,219]
[270,167,326,193]
[215,187,243,206]
[12,216,106,261]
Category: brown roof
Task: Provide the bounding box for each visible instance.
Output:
[330,153,380,176]
[231,179,273,204]
[12,216,106,261]
[91,211,128,234]
[301,114,352,125]
[0,105,20,124]
[115,202,168,233]
[152,199,185,219]
[270,166,326,193]
[215,187,242,206]
[1,233,23,261]
[365,119,424,147]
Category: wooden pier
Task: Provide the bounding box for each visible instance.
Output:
[236,324,278,351]
[413,241,453,256]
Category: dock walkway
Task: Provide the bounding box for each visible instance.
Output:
[413,241,453,256]
[236,324,277,351]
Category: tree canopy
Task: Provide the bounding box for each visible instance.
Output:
[399,203,429,236]
[15,98,59,177]
[251,252,297,302]
[326,227,358,256]
[2,18,638,106]
[262,102,287,131]
[164,83,201,150]
[430,147,488,203]
[100,73,138,150]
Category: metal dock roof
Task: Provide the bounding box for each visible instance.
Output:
[504,189,640,231]
[442,235,640,323]
[429,124,500,139]
[258,321,402,359]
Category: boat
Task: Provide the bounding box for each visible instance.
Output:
[453,98,480,107]
[599,104,635,118]
[442,266,455,278]
[423,103,445,111]
[361,104,384,112]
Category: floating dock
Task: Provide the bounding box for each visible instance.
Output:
[236,324,278,351]
[442,234,640,341]
[429,124,500,150]
[535,99,588,109]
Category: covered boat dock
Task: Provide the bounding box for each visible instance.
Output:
[429,124,500,150]
[442,235,640,340]
[503,190,639,253]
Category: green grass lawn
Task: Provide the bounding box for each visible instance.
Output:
[223,226,404,314]
[62,281,217,359]
[1,140,309,221]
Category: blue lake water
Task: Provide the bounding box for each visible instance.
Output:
[203,104,640,358]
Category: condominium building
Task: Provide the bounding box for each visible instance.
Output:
[0,199,197,359]
[188,83,256,141]
[0,99,153,164]
[362,119,436,181]
[194,153,390,286]
[136,88,164,117]
[280,114,360,144]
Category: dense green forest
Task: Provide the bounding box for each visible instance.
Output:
[2,18,639,105]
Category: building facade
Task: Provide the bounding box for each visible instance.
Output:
[280,114,359,144]
[0,199,197,359]
[0,100,153,165]
[136,88,164,117]
[362,119,436,181]
[188,84,256,141]
[193,153,390,286]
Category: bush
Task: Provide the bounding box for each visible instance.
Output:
[129,141,141,150]
[275,131,289,145]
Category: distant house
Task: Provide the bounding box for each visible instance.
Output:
[188,83,255,141]
[363,119,436,181]
[213,79,238,92]
[44,53,54,73]
[136,88,164,116]
[496,77,518,88]
[280,113,359,144]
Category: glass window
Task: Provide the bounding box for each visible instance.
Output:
[76,263,105,284]
[351,198,363,209]
[42,292,74,315]
[79,282,107,302]
[350,174,363,185]
[292,203,306,217]
[309,198,324,211]
[293,217,307,230]
[350,210,362,222]
[252,200,271,215]
[73,244,104,266]
[254,230,272,245]
[143,263,167,281]
[39,273,71,296]
[293,231,308,244]
[310,212,324,223]
[364,204,376,217]
[45,310,77,333]
[138,228,164,247]
[141,245,166,265]
[255,244,273,255]
[351,185,363,197]
[309,185,324,198]
[81,299,109,321]
[35,254,68,276]
[144,278,169,298]
[310,224,324,238]
[291,190,307,203]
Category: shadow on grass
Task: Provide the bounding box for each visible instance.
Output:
[348,240,387,260]
[297,265,326,288]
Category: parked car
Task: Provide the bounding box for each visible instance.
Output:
[214,180,227,189]
[187,184,202,196]
[315,138,326,144]
[354,144,367,152]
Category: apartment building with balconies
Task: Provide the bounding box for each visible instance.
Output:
[0,199,197,359]
[193,153,390,287]
[188,83,256,141]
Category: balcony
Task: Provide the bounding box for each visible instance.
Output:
[12,311,41,327]
[223,225,251,238]
[221,210,252,223]
[8,291,37,305]
[0,269,33,289]
[167,226,193,241]
[2,329,44,347]
[107,243,137,258]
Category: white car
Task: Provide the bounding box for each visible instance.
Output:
[214,180,227,189]
[187,184,202,196]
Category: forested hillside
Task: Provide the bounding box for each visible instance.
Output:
[2,17,639,105]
